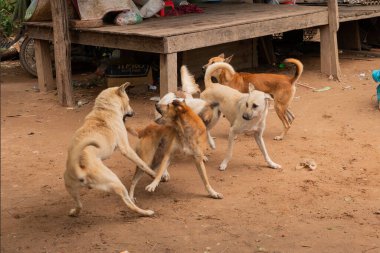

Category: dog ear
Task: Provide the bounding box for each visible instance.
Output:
[217,53,225,59]
[248,83,256,93]
[264,93,274,101]
[225,55,234,63]
[118,82,131,95]
[172,100,185,112]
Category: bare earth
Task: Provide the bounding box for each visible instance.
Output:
[1,57,379,253]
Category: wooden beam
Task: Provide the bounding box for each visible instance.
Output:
[320,0,341,81]
[34,39,55,92]
[165,11,328,53]
[51,0,74,107]
[160,53,177,97]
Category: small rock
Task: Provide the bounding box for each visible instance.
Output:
[344,196,352,202]
[77,99,89,107]
[296,159,317,171]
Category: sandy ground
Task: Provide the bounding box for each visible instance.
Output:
[1,56,380,253]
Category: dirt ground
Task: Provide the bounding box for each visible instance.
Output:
[1,56,379,253]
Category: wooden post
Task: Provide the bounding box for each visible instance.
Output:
[34,39,55,92]
[160,53,177,97]
[51,0,74,107]
[320,0,341,81]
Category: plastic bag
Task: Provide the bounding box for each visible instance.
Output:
[140,0,164,18]
[114,10,143,25]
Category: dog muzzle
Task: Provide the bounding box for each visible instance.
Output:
[123,111,135,122]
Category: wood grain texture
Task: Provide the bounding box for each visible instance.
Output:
[51,0,74,106]
[34,39,55,92]
[160,53,177,97]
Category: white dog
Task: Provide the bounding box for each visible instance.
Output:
[200,62,281,171]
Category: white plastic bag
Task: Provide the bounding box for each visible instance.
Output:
[140,0,164,18]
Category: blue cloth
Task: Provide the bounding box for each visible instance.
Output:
[372,70,380,83]
[377,84,380,102]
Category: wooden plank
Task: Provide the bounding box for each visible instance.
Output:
[338,21,361,50]
[26,26,166,54]
[51,0,74,107]
[160,53,177,97]
[165,11,328,53]
[339,6,380,22]
[320,0,341,80]
[34,39,55,92]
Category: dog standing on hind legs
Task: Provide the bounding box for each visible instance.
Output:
[64,82,157,217]
[202,53,303,140]
[127,100,223,201]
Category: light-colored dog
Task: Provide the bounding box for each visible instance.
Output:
[64,83,157,217]
[156,65,221,149]
[201,62,281,171]
[127,100,223,200]
[202,54,303,140]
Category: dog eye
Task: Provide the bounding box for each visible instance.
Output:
[252,103,258,109]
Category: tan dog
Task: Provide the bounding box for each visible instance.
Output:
[127,100,223,201]
[64,83,157,217]
[201,62,281,171]
[202,54,303,140]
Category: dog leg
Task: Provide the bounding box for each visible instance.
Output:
[119,143,157,178]
[194,154,223,199]
[65,183,83,217]
[97,165,154,216]
[145,138,175,192]
[274,105,291,141]
[254,131,281,169]
[286,109,295,123]
[207,131,216,150]
[129,168,145,202]
[219,128,236,171]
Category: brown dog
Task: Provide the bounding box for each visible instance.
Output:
[127,100,223,201]
[202,54,303,140]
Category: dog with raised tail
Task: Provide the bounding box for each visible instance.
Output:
[202,54,303,140]
[201,62,281,171]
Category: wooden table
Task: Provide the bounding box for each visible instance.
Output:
[24,2,380,105]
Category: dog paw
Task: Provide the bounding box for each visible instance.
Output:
[269,162,282,169]
[144,210,155,216]
[161,171,170,182]
[145,182,159,192]
[273,136,283,141]
[210,191,224,199]
[68,208,80,217]
[219,162,228,171]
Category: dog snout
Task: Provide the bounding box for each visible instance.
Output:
[242,113,251,121]
[202,65,207,73]
[126,110,135,117]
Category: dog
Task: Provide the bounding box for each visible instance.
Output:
[64,82,157,217]
[155,65,221,149]
[201,62,281,171]
[127,100,223,201]
[202,53,303,140]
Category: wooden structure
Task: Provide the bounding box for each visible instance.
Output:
[25,1,380,106]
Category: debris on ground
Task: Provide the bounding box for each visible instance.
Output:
[296,159,317,171]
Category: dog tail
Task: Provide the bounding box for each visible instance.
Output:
[67,138,100,180]
[283,58,303,85]
[181,65,200,95]
[125,126,140,138]
[204,62,236,89]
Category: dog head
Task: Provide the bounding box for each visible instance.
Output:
[198,101,220,127]
[202,53,234,76]
[242,83,272,121]
[155,100,191,126]
[94,82,135,122]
